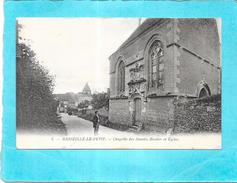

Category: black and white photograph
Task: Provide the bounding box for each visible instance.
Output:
[16,18,221,149]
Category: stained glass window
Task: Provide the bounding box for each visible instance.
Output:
[118,61,125,92]
[149,40,164,89]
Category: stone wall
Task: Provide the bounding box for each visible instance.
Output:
[175,18,220,96]
[109,96,175,133]
[173,95,221,133]
[109,98,132,125]
[144,97,174,133]
[177,19,220,67]
[177,49,220,96]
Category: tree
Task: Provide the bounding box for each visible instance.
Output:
[91,92,109,110]
[16,22,66,134]
[78,100,90,109]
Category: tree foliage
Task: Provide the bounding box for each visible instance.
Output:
[91,92,109,110]
[78,100,90,109]
[16,24,66,134]
[54,92,77,103]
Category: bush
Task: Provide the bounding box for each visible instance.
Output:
[16,41,66,134]
[91,92,109,110]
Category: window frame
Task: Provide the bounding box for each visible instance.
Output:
[148,40,165,90]
[117,60,125,93]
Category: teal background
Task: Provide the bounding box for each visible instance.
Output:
[2,0,237,182]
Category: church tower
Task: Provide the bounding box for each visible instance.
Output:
[82,82,91,95]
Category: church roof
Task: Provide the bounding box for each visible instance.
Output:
[117,18,168,51]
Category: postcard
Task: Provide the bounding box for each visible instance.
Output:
[3,1,237,182]
[16,18,221,149]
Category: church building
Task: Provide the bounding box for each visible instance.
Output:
[77,82,92,103]
[109,18,221,132]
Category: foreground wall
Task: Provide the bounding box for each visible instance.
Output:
[109,99,131,126]
[143,97,174,132]
[109,96,175,133]
[173,95,221,133]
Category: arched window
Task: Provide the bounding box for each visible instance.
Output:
[198,84,211,98]
[149,40,164,89]
[118,61,125,92]
[199,88,208,98]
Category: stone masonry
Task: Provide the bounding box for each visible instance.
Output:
[109,18,221,132]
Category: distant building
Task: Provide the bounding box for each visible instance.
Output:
[109,18,221,131]
[81,82,92,95]
[77,82,92,103]
[55,83,93,109]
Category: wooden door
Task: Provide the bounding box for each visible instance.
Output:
[134,98,142,123]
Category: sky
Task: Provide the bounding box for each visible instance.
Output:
[18,18,221,94]
[18,18,142,94]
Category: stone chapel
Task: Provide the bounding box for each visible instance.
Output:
[109,18,221,131]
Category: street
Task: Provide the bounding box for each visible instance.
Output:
[60,113,127,136]
[16,113,221,149]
